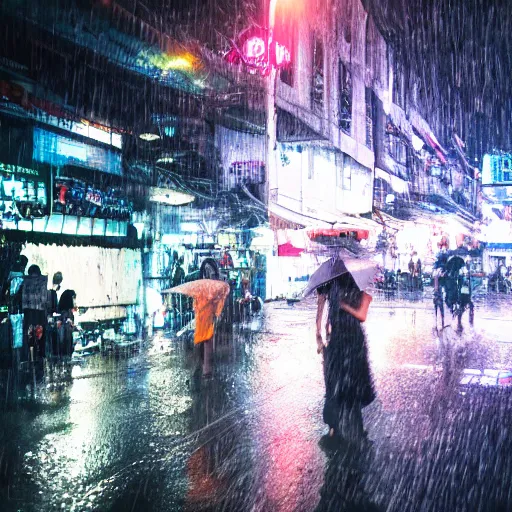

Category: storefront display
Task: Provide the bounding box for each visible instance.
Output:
[53,177,132,221]
[0,162,50,223]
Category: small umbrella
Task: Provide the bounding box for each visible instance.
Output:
[445,255,466,276]
[163,279,230,344]
[303,257,378,297]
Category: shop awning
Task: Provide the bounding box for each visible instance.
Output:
[0,226,141,249]
[276,107,328,143]
[277,242,304,257]
[276,229,307,257]
[269,202,333,229]
[269,212,305,231]
[413,127,447,165]
[307,226,369,242]
[375,168,409,194]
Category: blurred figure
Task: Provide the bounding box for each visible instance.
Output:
[170,255,186,329]
[172,256,186,287]
[3,255,28,314]
[238,277,262,321]
[48,271,63,315]
[408,251,422,291]
[22,265,48,364]
[58,289,78,358]
[253,250,266,299]
[48,272,64,358]
[219,248,234,269]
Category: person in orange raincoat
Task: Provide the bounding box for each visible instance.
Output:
[165,279,230,376]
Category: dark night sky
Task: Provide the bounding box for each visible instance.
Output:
[365,0,512,157]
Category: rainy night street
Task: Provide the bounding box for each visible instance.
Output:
[2,295,512,512]
[2,0,512,510]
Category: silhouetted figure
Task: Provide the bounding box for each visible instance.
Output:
[322,274,375,443]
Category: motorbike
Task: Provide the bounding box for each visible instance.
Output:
[488,271,512,293]
[375,269,397,291]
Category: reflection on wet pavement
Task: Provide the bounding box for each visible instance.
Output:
[2,296,512,511]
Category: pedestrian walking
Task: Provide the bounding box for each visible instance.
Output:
[320,273,375,442]
[305,256,377,444]
[57,289,78,358]
[164,279,230,378]
[22,265,48,364]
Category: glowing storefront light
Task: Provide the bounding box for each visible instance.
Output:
[148,187,195,206]
[141,50,200,73]
[133,222,145,240]
[412,133,424,152]
[156,155,174,164]
[244,36,266,60]
[33,128,123,175]
[139,132,161,141]
[37,114,123,149]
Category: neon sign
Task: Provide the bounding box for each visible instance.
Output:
[226,26,291,74]
[274,42,291,67]
[243,36,266,61]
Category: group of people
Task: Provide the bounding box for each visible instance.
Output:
[1,255,79,370]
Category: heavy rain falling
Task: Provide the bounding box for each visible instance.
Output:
[0,0,512,511]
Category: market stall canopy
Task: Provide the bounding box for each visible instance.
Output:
[276,229,307,257]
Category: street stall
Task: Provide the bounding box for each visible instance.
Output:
[0,113,145,367]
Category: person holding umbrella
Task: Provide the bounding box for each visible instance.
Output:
[305,257,377,444]
[164,279,230,377]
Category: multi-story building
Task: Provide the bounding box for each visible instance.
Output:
[0,0,484,306]
[269,0,374,226]
[258,0,482,290]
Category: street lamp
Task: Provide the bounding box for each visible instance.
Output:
[265,0,281,210]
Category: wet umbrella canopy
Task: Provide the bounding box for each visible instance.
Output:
[303,257,378,297]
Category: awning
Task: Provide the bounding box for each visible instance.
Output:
[269,212,305,230]
[413,127,447,164]
[307,226,369,242]
[269,202,333,228]
[276,229,307,257]
[277,242,304,257]
[276,107,328,143]
[375,168,409,194]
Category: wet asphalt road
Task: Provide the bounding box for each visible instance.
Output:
[2,293,512,511]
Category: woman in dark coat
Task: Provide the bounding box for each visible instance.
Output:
[318,273,375,442]
[58,289,77,357]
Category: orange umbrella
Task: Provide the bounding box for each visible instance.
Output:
[163,279,230,344]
